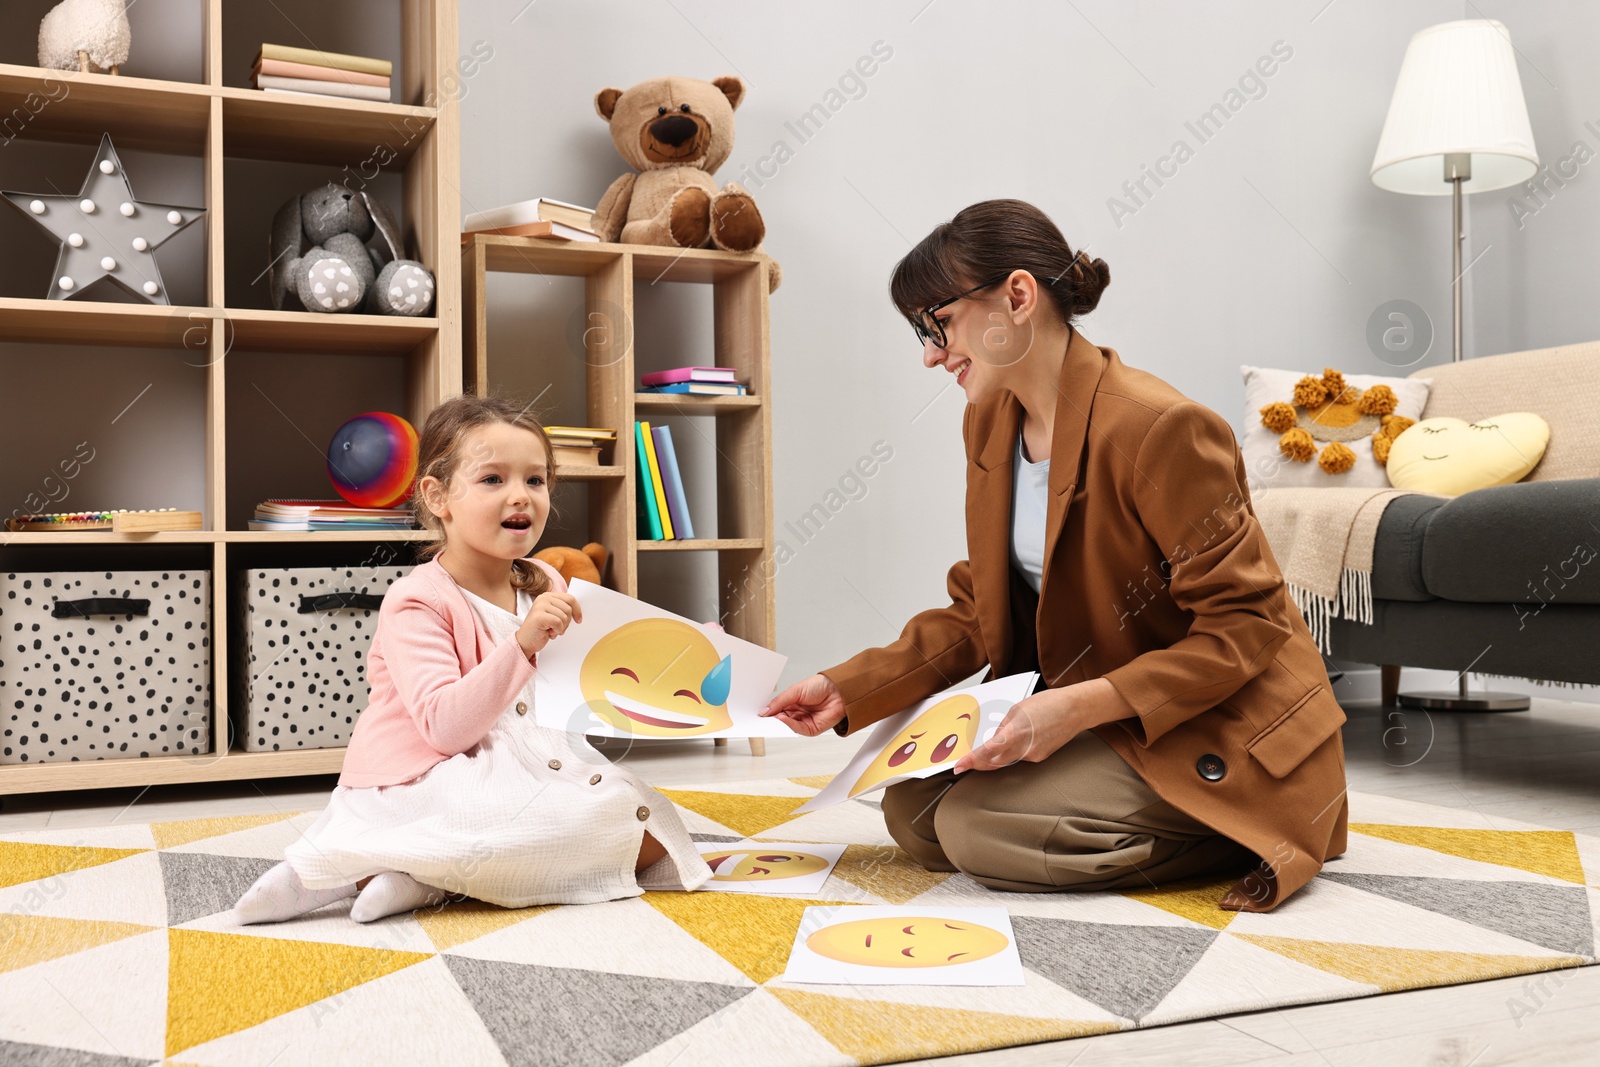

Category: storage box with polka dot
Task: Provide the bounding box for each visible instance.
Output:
[1,571,212,765]
[233,566,412,752]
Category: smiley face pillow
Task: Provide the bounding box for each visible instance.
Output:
[1385,412,1550,496]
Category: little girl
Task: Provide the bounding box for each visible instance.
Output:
[234,395,711,924]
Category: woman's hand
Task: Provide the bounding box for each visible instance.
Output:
[760,673,848,736]
[516,590,583,659]
[953,677,1134,773]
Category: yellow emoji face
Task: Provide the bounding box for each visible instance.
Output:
[578,618,734,736]
[702,850,831,882]
[806,916,1009,969]
[848,694,981,797]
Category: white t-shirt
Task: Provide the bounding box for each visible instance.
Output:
[1010,432,1051,594]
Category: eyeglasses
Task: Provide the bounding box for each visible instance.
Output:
[910,272,1011,349]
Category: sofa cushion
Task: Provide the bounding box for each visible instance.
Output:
[1411,343,1600,481]
[1418,478,1600,603]
[1370,493,1448,601]
[1242,365,1431,489]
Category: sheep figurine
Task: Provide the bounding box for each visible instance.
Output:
[38,0,131,76]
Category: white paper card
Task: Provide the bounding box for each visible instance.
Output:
[794,672,1038,813]
[534,578,791,739]
[694,841,847,895]
[779,906,1024,986]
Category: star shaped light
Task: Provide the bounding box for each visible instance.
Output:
[2,133,205,305]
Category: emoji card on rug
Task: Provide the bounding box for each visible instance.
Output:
[794,672,1039,812]
[779,906,1024,986]
[695,841,847,895]
[534,579,791,739]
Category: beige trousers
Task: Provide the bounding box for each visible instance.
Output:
[881,729,1255,892]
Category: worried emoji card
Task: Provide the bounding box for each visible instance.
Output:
[794,672,1039,813]
[534,578,792,739]
[694,841,847,895]
[779,906,1024,986]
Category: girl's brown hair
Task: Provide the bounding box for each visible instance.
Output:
[889,198,1110,328]
[413,393,556,596]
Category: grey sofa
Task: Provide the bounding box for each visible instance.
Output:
[1325,342,1600,700]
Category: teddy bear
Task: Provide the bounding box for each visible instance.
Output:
[591,75,781,291]
[1258,367,1413,474]
[534,542,609,586]
[268,182,436,316]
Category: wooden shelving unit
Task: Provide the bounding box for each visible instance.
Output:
[461,234,777,754]
[0,0,460,797]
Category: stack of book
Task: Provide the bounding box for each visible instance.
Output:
[252,44,393,103]
[250,499,416,532]
[635,421,694,541]
[639,366,748,396]
[462,198,600,243]
[545,425,617,467]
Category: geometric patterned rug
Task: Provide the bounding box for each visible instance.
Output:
[0,775,1595,1066]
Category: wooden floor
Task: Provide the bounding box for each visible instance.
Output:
[4,695,1599,1066]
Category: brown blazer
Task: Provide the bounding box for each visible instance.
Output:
[824,328,1348,911]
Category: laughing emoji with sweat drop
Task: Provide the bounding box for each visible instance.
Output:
[578,617,735,735]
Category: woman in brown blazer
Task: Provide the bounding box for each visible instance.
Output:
[763,200,1348,912]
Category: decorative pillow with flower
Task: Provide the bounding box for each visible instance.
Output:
[1240,365,1432,490]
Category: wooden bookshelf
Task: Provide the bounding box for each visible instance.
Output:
[0,0,460,797]
[461,234,777,755]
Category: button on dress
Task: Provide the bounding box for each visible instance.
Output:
[284,585,710,907]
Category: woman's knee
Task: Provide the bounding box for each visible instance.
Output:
[880,773,959,871]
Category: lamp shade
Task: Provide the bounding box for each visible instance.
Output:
[1370,19,1539,195]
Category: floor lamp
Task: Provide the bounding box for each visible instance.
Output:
[1370,19,1540,712]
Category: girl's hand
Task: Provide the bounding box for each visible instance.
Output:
[517,591,582,659]
[761,673,848,736]
[953,677,1133,773]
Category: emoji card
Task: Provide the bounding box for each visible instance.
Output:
[694,841,847,895]
[779,906,1024,986]
[534,578,792,739]
[793,672,1039,813]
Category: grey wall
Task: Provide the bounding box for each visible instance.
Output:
[461,0,1600,688]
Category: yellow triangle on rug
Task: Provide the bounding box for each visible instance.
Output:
[164,928,432,1057]
[1234,933,1586,992]
[769,986,1119,1061]
[1349,824,1586,885]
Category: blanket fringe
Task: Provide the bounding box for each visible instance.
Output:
[1288,567,1374,656]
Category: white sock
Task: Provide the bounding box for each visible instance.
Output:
[349,871,449,923]
[234,860,358,924]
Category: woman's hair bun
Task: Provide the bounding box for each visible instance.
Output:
[1067,251,1111,317]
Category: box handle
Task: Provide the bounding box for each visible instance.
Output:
[52,597,151,618]
[299,592,387,614]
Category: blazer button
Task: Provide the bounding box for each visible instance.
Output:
[548,758,562,771]
[516,701,528,716]
[589,773,603,785]
[636,805,650,821]
[1196,754,1226,781]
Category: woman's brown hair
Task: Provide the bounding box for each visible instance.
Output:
[413,393,557,596]
[889,198,1110,328]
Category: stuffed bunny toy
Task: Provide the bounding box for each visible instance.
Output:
[269,183,435,316]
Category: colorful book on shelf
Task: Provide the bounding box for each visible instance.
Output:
[254,57,391,88]
[463,198,598,235]
[640,381,748,396]
[259,43,393,78]
[634,423,664,540]
[460,220,599,245]
[254,499,413,525]
[640,366,738,386]
[546,425,617,438]
[254,74,392,103]
[651,424,695,540]
[639,421,675,539]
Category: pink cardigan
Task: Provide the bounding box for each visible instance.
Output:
[339,557,567,788]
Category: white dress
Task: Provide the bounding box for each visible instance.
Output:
[284,585,710,907]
